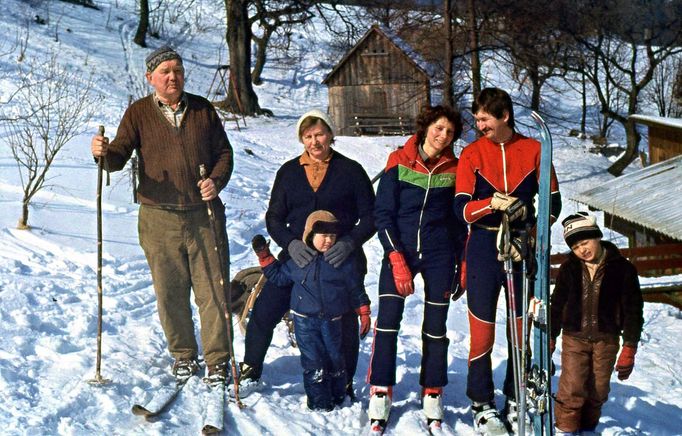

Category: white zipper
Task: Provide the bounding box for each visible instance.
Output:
[501,143,509,193]
[415,160,447,259]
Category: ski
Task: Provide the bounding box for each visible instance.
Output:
[201,381,225,434]
[131,376,191,418]
[528,111,554,435]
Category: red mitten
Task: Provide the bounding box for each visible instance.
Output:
[615,345,636,380]
[388,251,414,297]
[252,234,275,267]
[356,305,371,339]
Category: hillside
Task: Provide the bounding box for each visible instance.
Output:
[0,1,681,435]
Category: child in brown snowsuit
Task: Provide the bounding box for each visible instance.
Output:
[550,212,644,435]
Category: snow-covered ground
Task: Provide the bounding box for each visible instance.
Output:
[1,1,681,435]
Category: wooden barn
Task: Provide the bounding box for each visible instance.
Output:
[322,24,431,136]
[629,114,682,164]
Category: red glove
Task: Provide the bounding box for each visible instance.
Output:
[615,345,636,380]
[356,305,371,339]
[252,234,275,267]
[388,251,414,297]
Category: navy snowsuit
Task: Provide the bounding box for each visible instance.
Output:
[263,253,370,410]
[368,134,467,388]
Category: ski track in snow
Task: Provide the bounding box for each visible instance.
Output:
[1,1,682,435]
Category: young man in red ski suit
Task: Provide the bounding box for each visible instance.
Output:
[453,88,562,434]
[367,105,467,432]
[551,213,643,435]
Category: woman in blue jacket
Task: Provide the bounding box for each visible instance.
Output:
[240,110,376,400]
[367,105,467,432]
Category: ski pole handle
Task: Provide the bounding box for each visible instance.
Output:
[97,125,105,169]
[97,125,111,186]
[199,164,215,219]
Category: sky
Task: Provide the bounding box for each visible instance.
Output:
[0,1,681,435]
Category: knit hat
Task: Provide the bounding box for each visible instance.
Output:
[562,212,603,248]
[303,210,339,248]
[296,109,336,142]
[145,46,182,73]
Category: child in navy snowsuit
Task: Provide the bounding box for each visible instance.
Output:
[252,210,371,411]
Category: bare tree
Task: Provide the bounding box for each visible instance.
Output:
[133,0,150,47]
[643,55,682,118]
[3,56,102,229]
[442,0,454,107]
[465,0,481,102]
[220,0,315,114]
[222,0,262,115]
[561,0,682,175]
[250,0,314,85]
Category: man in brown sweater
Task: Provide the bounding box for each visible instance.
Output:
[90,46,234,384]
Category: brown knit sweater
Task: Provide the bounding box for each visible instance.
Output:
[106,93,233,208]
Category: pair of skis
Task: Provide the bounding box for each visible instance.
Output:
[528,111,554,436]
[501,112,554,436]
[131,375,226,434]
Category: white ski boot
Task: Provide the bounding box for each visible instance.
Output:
[472,401,509,436]
[368,385,392,434]
[502,396,531,433]
[423,387,444,421]
[423,387,444,434]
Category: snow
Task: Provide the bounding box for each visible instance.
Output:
[1,1,681,435]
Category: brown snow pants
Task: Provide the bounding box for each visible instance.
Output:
[138,204,230,367]
[554,334,619,433]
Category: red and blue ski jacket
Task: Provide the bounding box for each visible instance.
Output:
[454,133,562,229]
[375,134,467,257]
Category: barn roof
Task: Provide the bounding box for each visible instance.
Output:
[630,114,682,130]
[572,154,682,240]
[322,24,433,85]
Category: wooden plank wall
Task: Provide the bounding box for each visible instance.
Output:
[649,124,682,164]
[326,30,430,135]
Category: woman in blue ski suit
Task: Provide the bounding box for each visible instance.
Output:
[366,105,467,426]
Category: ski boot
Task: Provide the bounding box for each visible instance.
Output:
[368,385,392,434]
[472,401,509,436]
[423,387,444,433]
[204,361,230,387]
[502,396,531,432]
[172,358,200,382]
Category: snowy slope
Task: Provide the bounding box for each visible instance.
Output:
[1,1,681,435]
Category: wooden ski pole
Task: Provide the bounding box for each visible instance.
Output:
[88,125,111,386]
[199,164,244,408]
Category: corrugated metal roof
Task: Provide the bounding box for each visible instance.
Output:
[572,155,682,240]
